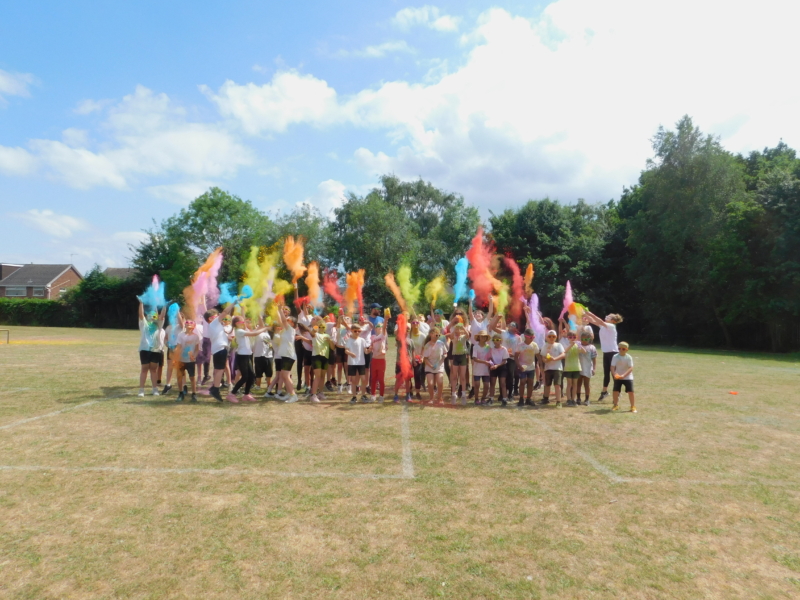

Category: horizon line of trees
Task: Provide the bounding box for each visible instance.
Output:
[20,115,797,351]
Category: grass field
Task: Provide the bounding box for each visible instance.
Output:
[1,326,799,599]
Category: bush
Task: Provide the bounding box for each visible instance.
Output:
[0,298,77,326]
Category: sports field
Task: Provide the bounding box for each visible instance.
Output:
[0,326,799,599]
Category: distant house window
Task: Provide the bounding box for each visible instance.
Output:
[5,287,26,297]
[60,289,67,295]
[32,288,45,297]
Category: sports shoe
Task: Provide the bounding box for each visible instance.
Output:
[378,396,384,403]
[242,394,256,402]
[227,394,239,403]
[201,375,211,385]
[190,394,198,403]
[265,390,275,398]
[556,401,562,408]
[366,386,371,395]
[309,394,320,403]
[362,395,372,403]
[318,392,326,401]
[162,384,172,395]
[350,396,357,404]
[533,381,541,391]
[325,382,334,392]
[183,385,188,393]
[394,394,400,403]
[406,393,412,402]
[631,407,637,413]
[540,397,550,405]
[612,404,620,411]
[517,399,525,407]
[176,392,185,402]
[501,398,507,407]
[468,388,475,399]
[338,384,344,393]
[284,394,299,403]
[210,387,223,402]
[584,399,591,406]
[525,398,534,406]
[598,391,608,402]
[220,382,229,390]
[138,389,145,397]
[566,400,576,407]
[152,388,160,396]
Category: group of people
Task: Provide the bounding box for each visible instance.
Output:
[136,292,637,412]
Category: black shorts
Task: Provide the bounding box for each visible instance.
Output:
[347,364,366,376]
[335,346,347,364]
[613,379,634,393]
[311,355,329,371]
[364,352,372,368]
[277,358,295,372]
[451,354,467,366]
[491,366,507,378]
[139,350,161,365]
[178,361,196,378]
[212,349,228,370]
[254,356,272,378]
[544,370,563,386]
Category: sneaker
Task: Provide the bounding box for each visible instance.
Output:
[378,396,384,403]
[366,386,372,395]
[584,399,591,406]
[220,382,229,390]
[318,392,326,401]
[227,394,239,403]
[190,394,198,403]
[350,396,357,404]
[309,394,320,403]
[566,400,576,407]
[501,398,507,407]
[242,394,256,402]
[152,388,160,396]
[201,375,211,385]
[175,392,185,402]
[162,384,172,395]
[138,389,145,397]
[598,391,608,402]
[556,401,562,408]
[325,382,334,392]
[265,390,275,398]
[394,394,400,403]
[533,381,541,391]
[517,399,525,407]
[468,388,475,399]
[525,398,534,406]
[541,398,550,405]
[612,404,620,411]
[406,394,412,402]
[487,398,494,405]
[338,384,344,393]
[284,394,299,403]
[210,387,223,402]
[631,407,637,413]
[362,395,373,403]
[183,385,188,393]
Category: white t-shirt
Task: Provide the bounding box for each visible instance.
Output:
[540,342,565,371]
[409,331,427,356]
[611,353,634,380]
[138,318,156,351]
[471,344,492,377]
[490,346,509,367]
[470,316,485,343]
[598,323,618,353]
[517,341,539,372]
[370,333,387,359]
[579,344,597,378]
[297,311,313,330]
[345,336,368,366]
[208,318,229,354]
[423,340,447,373]
[234,329,253,356]
[502,332,521,356]
[253,332,271,358]
[177,331,201,363]
[278,325,297,360]
[150,328,166,353]
[358,322,373,343]
[272,332,282,358]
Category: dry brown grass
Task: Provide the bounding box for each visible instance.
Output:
[0,326,799,599]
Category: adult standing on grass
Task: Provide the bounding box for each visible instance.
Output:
[584,310,623,402]
[207,303,237,403]
[137,302,166,397]
[611,341,636,412]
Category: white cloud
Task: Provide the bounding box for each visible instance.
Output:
[16,85,252,190]
[13,209,90,238]
[74,98,112,114]
[0,69,36,101]
[208,1,800,208]
[336,40,415,59]
[302,179,348,216]
[146,181,215,205]
[393,6,460,32]
[0,145,37,176]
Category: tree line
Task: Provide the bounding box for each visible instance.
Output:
[10,115,793,351]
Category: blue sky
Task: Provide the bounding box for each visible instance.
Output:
[1,0,798,273]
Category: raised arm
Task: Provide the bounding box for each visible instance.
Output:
[584,310,608,328]
[138,301,145,321]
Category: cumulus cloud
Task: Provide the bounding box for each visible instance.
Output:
[146,180,216,205]
[0,145,37,176]
[0,69,36,102]
[335,40,415,59]
[302,179,348,215]
[206,0,800,208]
[73,98,112,114]
[393,6,460,32]
[13,209,90,238]
[17,85,253,190]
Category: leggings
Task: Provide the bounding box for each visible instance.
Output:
[370,358,386,396]
[506,359,518,395]
[602,352,615,388]
[232,354,255,395]
[413,362,425,390]
[295,340,306,387]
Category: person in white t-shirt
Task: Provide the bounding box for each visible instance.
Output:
[174,319,202,402]
[611,341,636,412]
[253,328,273,390]
[205,302,237,403]
[516,329,540,407]
[539,330,566,408]
[357,315,374,393]
[294,298,315,392]
[272,302,299,403]
[345,324,370,403]
[409,318,427,399]
[422,328,447,404]
[137,302,166,397]
[488,334,510,406]
[228,316,270,402]
[471,331,492,404]
[584,310,623,402]
[197,311,213,385]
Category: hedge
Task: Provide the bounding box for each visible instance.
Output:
[0,298,78,327]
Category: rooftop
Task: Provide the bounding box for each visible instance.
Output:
[0,264,82,287]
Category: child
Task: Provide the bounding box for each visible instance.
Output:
[539,330,565,407]
[253,324,273,391]
[357,315,374,394]
[229,316,269,402]
[273,303,299,403]
[266,322,284,397]
[516,328,539,407]
[577,327,597,405]
[422,328,447,404]
[334,312,349,393]
[471,331,492,404]
[394,318,414,403]
[309,320,336,403]
[174,320,201,402]
[611,341,635,412]
[489,334,509,406]
[584,311,623,402]
[369,322,387,403]
[447,323,469,405]
[137,302,166,397]
[345,324,369,403]
[503,323,521,399]
[409,319,427,400]
[206,303,237,403]
[562,330,581,406]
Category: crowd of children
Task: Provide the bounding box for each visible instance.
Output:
[137,296,637,412]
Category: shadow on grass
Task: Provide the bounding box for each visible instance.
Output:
[54,386,132,405]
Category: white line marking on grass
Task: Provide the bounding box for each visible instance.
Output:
[401,403,415,479]
[0,464,409,480]
[0,393,127,432]
[0,388,31,395]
